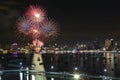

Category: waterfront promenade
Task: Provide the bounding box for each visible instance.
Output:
[32,53,46,80]
[1,50,120,79]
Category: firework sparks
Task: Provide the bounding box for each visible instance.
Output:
[16,5,60,43]
[25,5,46,23]
[41,19,59,40]
[16,17,32,36]
[29,27,42,39]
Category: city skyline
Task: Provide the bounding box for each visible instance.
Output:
[0,0,120,45]
[1,1,120,79]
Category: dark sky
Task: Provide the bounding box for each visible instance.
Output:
[0,0,120,45]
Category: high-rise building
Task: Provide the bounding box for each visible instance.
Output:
[104,39,114,50]
[105,39,111,50]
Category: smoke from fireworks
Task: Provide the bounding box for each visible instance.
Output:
[16,5,59,42]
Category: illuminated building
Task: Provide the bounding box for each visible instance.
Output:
[104,39,112,50]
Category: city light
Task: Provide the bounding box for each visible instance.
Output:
[51,77,54,80]
[26,67,29,80]
[74,67,78,70]
[0,71,3,80]
[104,69,107,72]
[19,72,23,80]
[51,65,54,69]
[1,0,120,80]
[31,74,36,80]
[74,74,80,79]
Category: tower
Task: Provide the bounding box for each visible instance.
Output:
[32,39,46,80]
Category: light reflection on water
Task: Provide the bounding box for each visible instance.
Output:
[0,52,120,79]
[42,52,120,77]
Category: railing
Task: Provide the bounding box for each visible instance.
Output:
[0,70,120,80]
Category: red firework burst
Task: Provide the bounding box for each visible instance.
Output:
[25,5,47,23]
[16,5,60,43]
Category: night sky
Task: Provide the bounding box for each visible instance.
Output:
[0,0,120,45]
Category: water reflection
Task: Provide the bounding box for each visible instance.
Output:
[43,52,120,77]
[0,52,120,80]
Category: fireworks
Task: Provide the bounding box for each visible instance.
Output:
[16,17,32,36]
[25,5,47,23]
[16,5,59,42]
[41,19,59,40]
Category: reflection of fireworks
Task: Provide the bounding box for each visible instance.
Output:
[25,5,46,23]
